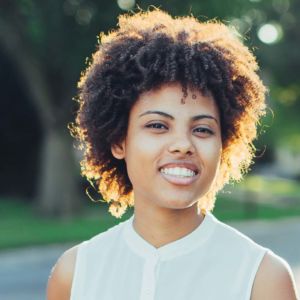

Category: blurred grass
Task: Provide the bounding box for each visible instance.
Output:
[0,199,133,250]
[215,175,300,220]
[1,176,300,250]
[238,175,300,197]
[214,194,300,221]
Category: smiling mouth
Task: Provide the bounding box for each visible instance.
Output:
[159,167,199,176]
[158,168,200,186]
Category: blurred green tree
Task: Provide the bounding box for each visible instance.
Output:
[0,0,119,217]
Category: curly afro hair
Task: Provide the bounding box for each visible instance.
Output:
[69,8,266,218]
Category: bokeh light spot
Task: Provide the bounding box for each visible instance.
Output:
[257,23,283,44]
[117,0,135,10]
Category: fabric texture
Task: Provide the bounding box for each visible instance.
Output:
[70,211,270,300]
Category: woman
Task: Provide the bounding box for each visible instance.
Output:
[47,8,299,300]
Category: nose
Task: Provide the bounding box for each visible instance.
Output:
[168,133,195,155]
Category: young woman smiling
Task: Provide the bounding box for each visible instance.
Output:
[47,8,299,300]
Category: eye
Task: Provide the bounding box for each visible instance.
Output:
[145,122,167,130]
[193,127,214,136]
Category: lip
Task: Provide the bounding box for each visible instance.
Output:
[159,161,199,173]
[159,170,200,186]
[158,160,200,186]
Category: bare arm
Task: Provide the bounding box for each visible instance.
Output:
[251,251,299,300]
[46,245,78,300]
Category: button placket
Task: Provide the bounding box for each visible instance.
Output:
[139,254,160,300]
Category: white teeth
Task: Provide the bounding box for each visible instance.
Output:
[160,167,196,177]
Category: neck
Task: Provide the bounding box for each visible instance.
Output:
[132,202,205,249]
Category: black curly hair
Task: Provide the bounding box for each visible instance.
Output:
[69,8,266,218]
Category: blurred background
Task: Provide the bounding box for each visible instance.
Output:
[0,0,299,299]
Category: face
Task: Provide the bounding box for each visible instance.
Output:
[111,83,222,212]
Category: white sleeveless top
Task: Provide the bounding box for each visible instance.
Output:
[70,211,270,300]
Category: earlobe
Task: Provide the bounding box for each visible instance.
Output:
[111,142,126,160]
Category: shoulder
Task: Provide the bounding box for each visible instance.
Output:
[251,250,299,300]
[46,245,79,300]
[212,217,264,252]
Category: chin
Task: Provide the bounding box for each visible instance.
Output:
[160,198,198,210]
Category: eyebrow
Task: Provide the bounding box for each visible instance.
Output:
[138,110,218,124]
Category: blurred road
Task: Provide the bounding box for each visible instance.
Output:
[0,216,299,300]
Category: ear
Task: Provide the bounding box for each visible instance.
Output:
[111,141,126,160]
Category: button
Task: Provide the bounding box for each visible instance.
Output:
[149,254,159,264]
[144,275,152,281]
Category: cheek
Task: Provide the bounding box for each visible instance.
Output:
[131,131,164,157]
[199,140,222,168]
[125,134,161,180]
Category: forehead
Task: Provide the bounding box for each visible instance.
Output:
[130,83,219,119]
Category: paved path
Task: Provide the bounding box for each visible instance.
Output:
[0,217,299,300]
